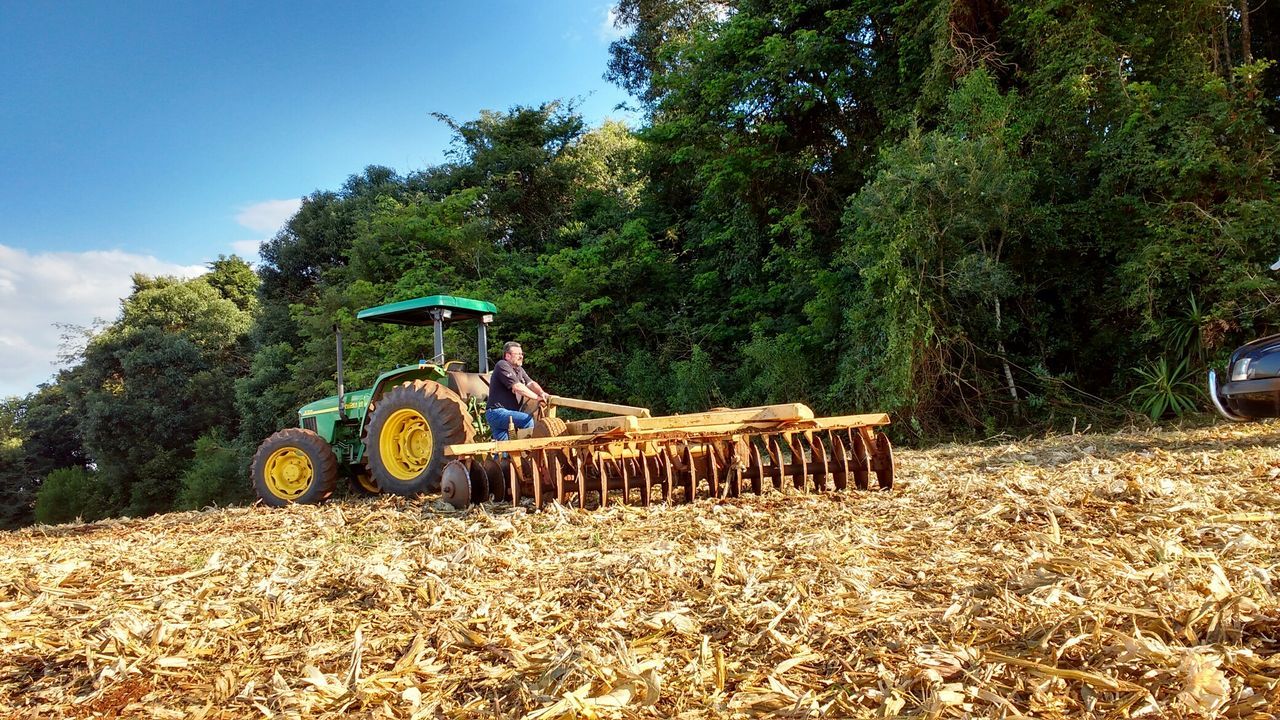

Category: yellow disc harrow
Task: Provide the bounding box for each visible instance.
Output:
[441,404,895,509]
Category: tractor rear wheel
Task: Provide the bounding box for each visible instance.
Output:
[251,428,338,507]
[363,379,473,495]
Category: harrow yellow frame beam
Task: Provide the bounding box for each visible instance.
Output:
[444,410,890,456]
[562,402,816,435]
[547,395,652,417]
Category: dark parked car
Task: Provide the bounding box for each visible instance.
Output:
[1210,333,1280,421]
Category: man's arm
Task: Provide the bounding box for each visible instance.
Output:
[510,381,543,403]
[513,366,549,403]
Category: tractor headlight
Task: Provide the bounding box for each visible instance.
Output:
[1231,358,1252,382]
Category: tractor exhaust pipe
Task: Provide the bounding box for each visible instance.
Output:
[478,315,491,373]
[335,325,347,420]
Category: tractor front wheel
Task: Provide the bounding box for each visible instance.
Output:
[251,428,339,507]
[363,379,473,495]
[349,471,381,496]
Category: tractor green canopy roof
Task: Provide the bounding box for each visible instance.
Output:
[356,295,498,326]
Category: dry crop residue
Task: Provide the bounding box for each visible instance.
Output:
[1,423,1277,719]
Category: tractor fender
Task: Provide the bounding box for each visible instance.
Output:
[358,363,451,436]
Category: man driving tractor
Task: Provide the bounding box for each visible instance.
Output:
[485,341,550,440]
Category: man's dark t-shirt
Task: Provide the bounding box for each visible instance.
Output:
[489,358,533,410]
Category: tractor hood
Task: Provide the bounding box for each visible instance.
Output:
[299,388,374,420]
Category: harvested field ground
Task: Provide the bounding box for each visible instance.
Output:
[1,423,1278,719]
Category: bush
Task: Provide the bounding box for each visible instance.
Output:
[671,345,723,412]
[34,467,112,525]
[1129,357,1203,420]
[175,433,251,510]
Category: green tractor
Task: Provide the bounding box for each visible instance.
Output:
[251,295,501,507]
[252,295,900,510]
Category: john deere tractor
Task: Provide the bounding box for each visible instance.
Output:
[253,294,899,510]
[251,295,499,506]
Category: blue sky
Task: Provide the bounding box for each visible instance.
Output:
[0,1,634,397]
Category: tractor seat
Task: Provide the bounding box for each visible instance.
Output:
[447,371,491,402]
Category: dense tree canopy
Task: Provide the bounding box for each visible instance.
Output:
[2,0,1276,526]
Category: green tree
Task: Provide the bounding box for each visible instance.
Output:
[0,395,31,529]
[841,70,1034,429]
[66,275,253,516]
[34,467,109,525]
[205,254,260,313]
[175,431,251,510]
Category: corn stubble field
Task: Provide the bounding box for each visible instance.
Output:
[1,423,1278,719]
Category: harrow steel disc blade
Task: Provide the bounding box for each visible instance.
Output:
[596,454,608,508]
[681,445,697,503]
[659,446,675,503]
[529,453,543,508]
[640,453,654,506]
[440,460,471,508]
[706,443,720,498]
[831,433,849,492]
[748,441,764,495]
[788,434,808,492]
[620,455,633,505]
[508,454,522,506]
[485,458,507,502]
[720,441,736,497]
[874,433,894,490]
[467,458,489,502]
[575,452,587,509]
[765,435,785,491]
[548,449,566,505]
[810,434,830,492]
[850,431,870,491]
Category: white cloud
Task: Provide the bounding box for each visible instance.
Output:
[235,198,302,235]
[598,6,626,42]
[0,245,205,398]
[232,198,301,263]
[231,239,263,257]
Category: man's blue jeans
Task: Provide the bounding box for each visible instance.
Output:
[486,407,534,441]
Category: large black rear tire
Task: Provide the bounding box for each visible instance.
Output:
[251,428,339,507]
[363,379,473,495]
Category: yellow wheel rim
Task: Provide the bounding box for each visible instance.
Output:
[355,472,380,494]
[379,408,433,481]
[263,447,313,500]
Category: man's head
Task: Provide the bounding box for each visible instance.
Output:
[502,341,524,367]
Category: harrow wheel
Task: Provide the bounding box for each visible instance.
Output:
[363,380,473,496]
[251,428,338,507]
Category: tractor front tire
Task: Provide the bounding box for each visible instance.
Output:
[363,379,473,496]
[251,428,339,507]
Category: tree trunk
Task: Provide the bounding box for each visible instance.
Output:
[1241,0,1253,63]
[1223,8,1234,71]
[994,298,1017,401]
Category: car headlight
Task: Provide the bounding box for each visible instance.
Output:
[1231,358,1252,381]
